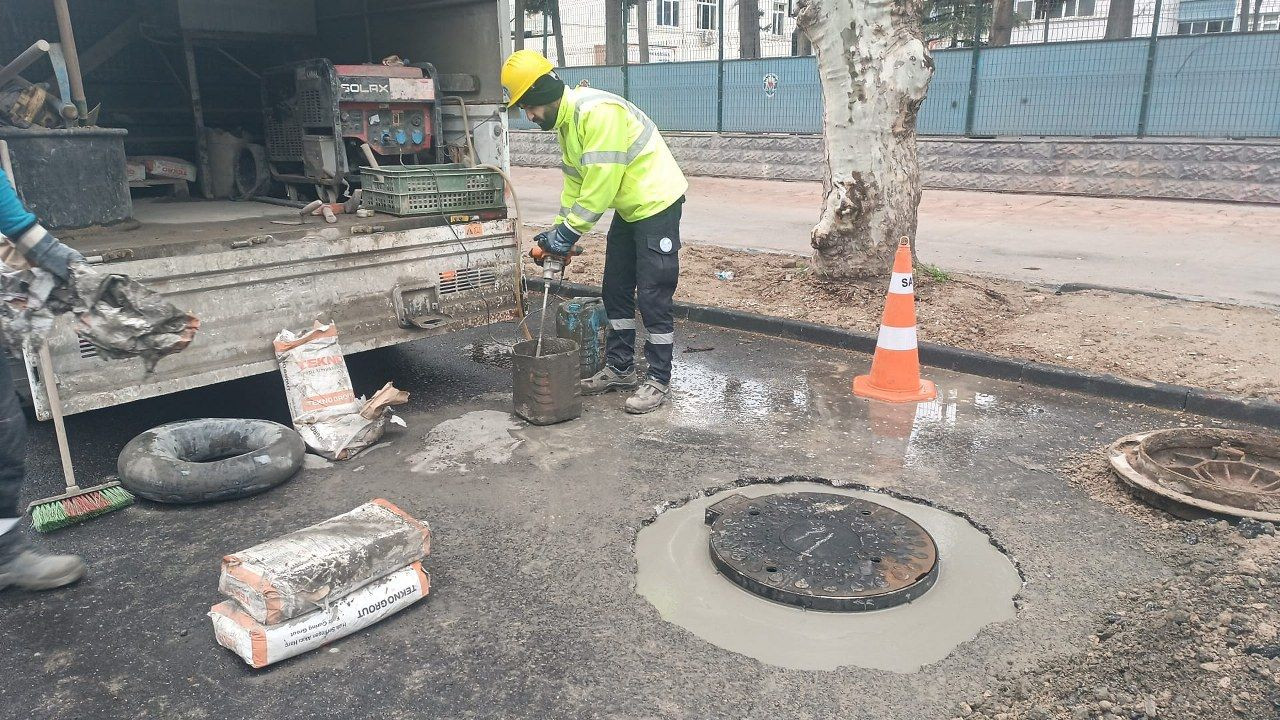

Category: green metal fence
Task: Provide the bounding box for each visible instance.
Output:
[528,0,1280,139]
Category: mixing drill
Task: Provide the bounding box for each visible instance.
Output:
[529,245,583,357]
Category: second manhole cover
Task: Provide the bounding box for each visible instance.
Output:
[704,491,939,611]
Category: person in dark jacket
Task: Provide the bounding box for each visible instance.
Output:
[0,167,88,591]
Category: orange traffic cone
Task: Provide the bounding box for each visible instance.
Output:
[853,237,937,403]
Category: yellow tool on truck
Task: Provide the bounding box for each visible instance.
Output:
[503,50,688,414]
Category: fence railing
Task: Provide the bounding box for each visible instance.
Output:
[548,30,1280,138]
[521,0,1280,139]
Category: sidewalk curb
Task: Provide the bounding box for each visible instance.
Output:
[527,279,1280,429]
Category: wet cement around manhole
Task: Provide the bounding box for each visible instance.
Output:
[635,481,1022,672]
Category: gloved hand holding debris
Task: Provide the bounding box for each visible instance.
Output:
[0,166,198,373]
[0,259,199,374]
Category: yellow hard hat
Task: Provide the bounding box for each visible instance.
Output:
[502,49,555,105]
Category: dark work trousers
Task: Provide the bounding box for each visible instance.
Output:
[0,353,26,563]
[601,196,682,385]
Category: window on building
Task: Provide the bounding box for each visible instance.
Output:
[1257,12,1279,30]
[1177,18,1233,33]
[657,0,680,26]
[1023,0,1096,19]
[696,0,719,30]
[770,1,787,34]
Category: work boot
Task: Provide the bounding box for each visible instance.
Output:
[0,549,86,592]
[624,379,669,415]
[581,365,639,396]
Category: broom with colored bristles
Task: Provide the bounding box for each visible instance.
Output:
[25,343,133,532]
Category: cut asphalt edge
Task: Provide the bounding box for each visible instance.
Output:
[526,278,1280,430]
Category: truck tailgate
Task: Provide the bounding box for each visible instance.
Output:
[30,218,520,419]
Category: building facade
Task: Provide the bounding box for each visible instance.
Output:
[514,0,802,65]
[1007,0,1280,43]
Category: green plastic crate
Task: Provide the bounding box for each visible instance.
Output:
[360,164,506,216]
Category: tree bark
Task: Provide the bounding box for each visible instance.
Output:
[1251,0,1263,29]
[550,1,567,66]
[795,0,934,279]
[1104,0,1135,37]
[989,0,1015,45]
[514,0,526,51]
[637,0,651,62]
[794,28,814,55]
[740,0,762,58]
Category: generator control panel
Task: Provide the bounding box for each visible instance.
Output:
[334,64,435,155]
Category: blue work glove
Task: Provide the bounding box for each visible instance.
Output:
[535,224,579,257]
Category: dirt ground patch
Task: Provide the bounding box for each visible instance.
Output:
[961,452,1280,720]
[533,236,1280,402]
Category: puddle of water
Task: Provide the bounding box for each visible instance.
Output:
[407,410,523,473]
[635,481,1020,672]
[665,350,1059,476]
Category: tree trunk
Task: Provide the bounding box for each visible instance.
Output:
[1251,0,1263,29]
[514,0,526,51]
[740,0,762,58]
[637,0,651,62]
[794,28,814,55]
[550,1,567,66]
[606,0,627,65]
[795,0,934,279]
[989,0,1015,45]
[1104,0,1135,37]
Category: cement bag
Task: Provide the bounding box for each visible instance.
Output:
[273,322,408,460]
[219,499,431,625]
[210,562,430,668]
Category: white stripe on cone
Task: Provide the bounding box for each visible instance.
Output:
[887,272,915,295]
[875,324,918,351]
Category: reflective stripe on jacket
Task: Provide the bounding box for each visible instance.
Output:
[553,86,688,235]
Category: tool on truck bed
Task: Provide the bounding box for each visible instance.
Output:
[530,244,582,357]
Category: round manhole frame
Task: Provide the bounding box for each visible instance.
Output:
[1108,428,1280,522]
[703,491,940,612]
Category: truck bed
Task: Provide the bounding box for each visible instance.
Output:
[28,198,522,419]
[59,197,507,259]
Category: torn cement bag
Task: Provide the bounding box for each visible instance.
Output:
[210,562,430,668]
[274,322,408,460]
[0,262,197,373]
[219,499,431,625]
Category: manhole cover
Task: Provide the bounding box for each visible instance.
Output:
[703,491,939,611]
[1109,428,1280,522]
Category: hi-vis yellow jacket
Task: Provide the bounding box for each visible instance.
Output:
[552,86,688,236]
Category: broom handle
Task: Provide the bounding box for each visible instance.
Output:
[37,344,77,492]
[2,140,77,493]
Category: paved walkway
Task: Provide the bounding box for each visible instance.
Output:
[512,166,1280,307]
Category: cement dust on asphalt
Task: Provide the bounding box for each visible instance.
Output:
[536,238,1280,403]
[407,410,523,473]
[635,481,1021,672]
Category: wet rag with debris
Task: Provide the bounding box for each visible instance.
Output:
[956,455,1280,720]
